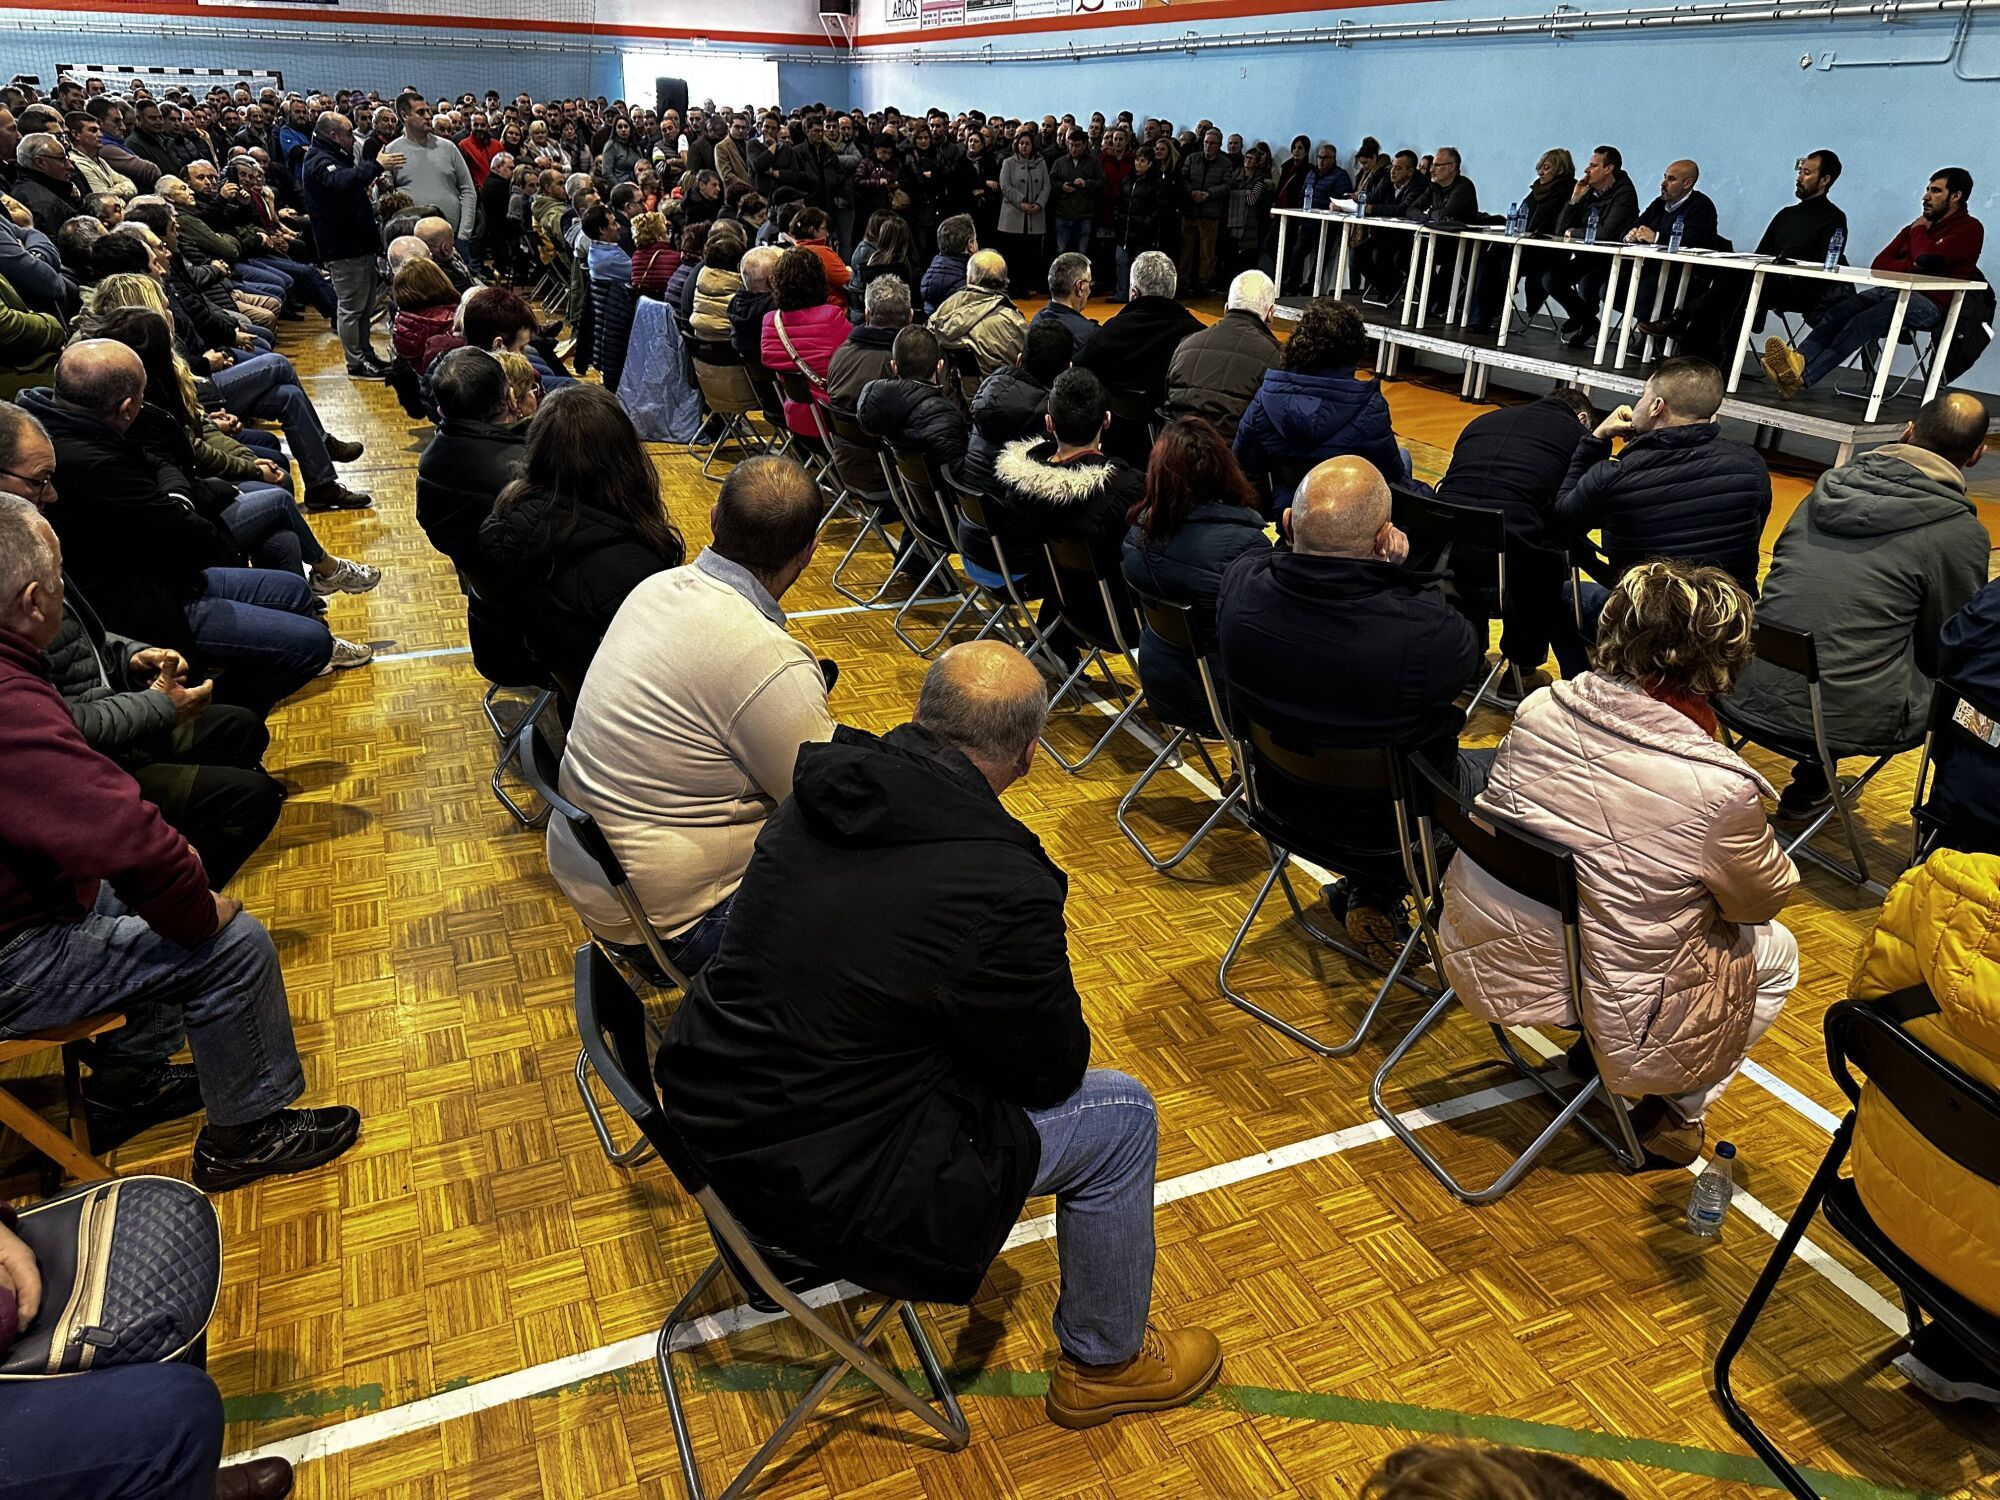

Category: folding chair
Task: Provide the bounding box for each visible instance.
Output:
[1832,320,1941,406]
[774,370,838,488]
[466,585,556,829]
[743,362,799,466]
[1392,488,1526,714]
[1217,714,1438,1058]
[819,406,904,604]
[1116,592,1244,872]
[943,344,984,406]
[1038,536,1151,772]
[1369,753,1645,1201]
[1909,677,2000,864]
[514,720,688,1168]
[883,445,986,657]
[574,945,970,1500]
[1715,622,1920,895]
[688,338,768,480]
[1713,986,2000,1500]
[0,1012,127,1186]
[940,464,1056,665]
[1102,385,1160,466]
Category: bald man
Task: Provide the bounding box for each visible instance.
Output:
[1217,455,1482,956]
[930,247,1028,374]
[1725,390,1991,820]
[659,640,1224,1430]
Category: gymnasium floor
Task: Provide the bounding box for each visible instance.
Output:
[29,302,2000,1499]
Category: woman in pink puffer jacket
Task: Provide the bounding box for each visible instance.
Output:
[1439,560,1800,1164]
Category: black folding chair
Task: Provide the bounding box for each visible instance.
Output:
[515,720,689,1168]
[944,344,984,405]
[819,406,903,604]
[1713,985,2000,1499]
[945,472,1058,670]
[1716,622,1921,896]
[1217,712,1438,1058]
[883,444,986,657]
[775,369,838,488]
[574,945,971,1500]
[1038,535,1151,772]
[1368,753,1645,1201]
[1116,592,1244,872]
[687,337,769,480]
[465,582,556,830]
[1908,677,2000,864]
[1392,488,1527,713]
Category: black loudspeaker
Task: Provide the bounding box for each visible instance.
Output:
[655,77,689,121]
[820,0,855,14]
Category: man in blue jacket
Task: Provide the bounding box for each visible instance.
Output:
[299,111,402,376]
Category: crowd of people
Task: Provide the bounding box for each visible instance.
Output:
[0,68,1993,1499]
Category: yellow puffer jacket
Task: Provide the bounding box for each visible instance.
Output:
[1850,849,2000,1316]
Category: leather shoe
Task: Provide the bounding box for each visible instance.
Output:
[301,481,374,511]
[215,1456,294,1500]
[1046,1324,1222,1429]
[324,435,365,463]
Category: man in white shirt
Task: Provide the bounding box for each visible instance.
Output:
[550,455,836,974]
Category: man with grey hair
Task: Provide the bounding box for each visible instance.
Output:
[1077,247,1202,414]
[1031,249,1098,353]
[0,490,361,1191]
[728,243,785,362]
[385,232,431,276]
[931,246,1027,374]
[300,110,402,375]
[12,131,84,234]
[1165,267,1281,437]
[920,211,977,314]
[659,636,1223,1431]
[829,271,911,409]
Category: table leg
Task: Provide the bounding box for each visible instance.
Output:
[1400,233,1421,326]
[1591,256,1622,365]
[1865,289,1911,423]
[1312,218,1329,298]
[1923,290,1965,403]
[1726,268,1766,392]
[1498,241,1523,348]
[1659,263,1691,358]
[1415,234,1438,327]
[1446,239,1470,325]
[1614,256,1647,369]
[1275,215,1289,297]
[1333,221,1353,300]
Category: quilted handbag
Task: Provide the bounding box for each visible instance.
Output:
[0,1175,221,1377]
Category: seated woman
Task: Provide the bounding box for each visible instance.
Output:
[1120,417,1269,732]
[628,210,678,300]
[494,350,542,427]
[858,214,920,300]
[788,206,852,307]
[390,257,461,372]
[665,221,708,324]
[476,384,686,706]
[690,222,746,341]
[760,246,850,439]
[1439,559,1800,1167]
[1850,849,2000,1407]
[1233,297,1406,513]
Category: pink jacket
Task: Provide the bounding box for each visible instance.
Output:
[1439,673,1799,1099]
[761,303,849,436]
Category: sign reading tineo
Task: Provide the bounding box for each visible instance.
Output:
[880,0,1142,29]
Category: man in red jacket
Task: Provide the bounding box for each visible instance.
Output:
[0,496,359,1191]
[1765,166,1984,393]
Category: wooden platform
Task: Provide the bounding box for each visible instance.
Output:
[7,305,1997,1500]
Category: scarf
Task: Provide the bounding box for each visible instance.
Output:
[1642,677,1719,737]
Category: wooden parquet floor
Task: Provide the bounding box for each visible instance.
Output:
[11,302,2000,1500]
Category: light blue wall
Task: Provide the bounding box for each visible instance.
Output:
[845,0,2000,387]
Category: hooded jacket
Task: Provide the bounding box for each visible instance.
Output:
[963,365,1051,494]
[1850,850,2000,1316]
[1233,365,1404,509]
[992,436,1146,568]
[1553,423,1772,595]
[656,721,1091,1304]
[417,416,525,573]
[929,284,1027,376]
[1165,309,1281,439]
[1075,295,1205,404]
[1440,673,1799,1099]
[1726,445,1988,756]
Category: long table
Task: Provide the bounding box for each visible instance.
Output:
[1270,206,1984,423]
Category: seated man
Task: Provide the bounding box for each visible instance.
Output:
[0,495,359,1187]
[1075,249,1203,409]
[1549,356,1771,678]
[827,272,909,410]
[657,641,1222,1428]
[1727,392,1989,818]
[1540,145,1641,348]
[857,324,970,477]
[919,211,975,316]
[1764,166,1983,394]
[930,248,1028,376]
[1218,456,1481,956]
[991,367,1146,569]
[1165,269,1281,439]
[552,456,835,975]
[727,244,782,364]
[963,320,1072,496]
[1435,388,1596,694]
[1030,251,1098,353]
[1931,575,2000,854]
[417,346,526,571]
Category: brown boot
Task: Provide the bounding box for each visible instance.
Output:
[1627,1096,1704,1170]
[1045,1324,1222,1430]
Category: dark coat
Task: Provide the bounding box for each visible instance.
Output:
[298,139,387,262]
[1556,170,1642,243]
[1030,300,1098,354]
[45,581,175,758]
[962,365,1050,495]
[728,288,774,364]
[991,436,1146,569]
[13,173,83,237]
[1165,309,1281,438]
[919,251,968,316]
[1635,189,1723,250]
[1553,423,1771,594]
[657,721,1091,1304]
[1074,295,1203,403]
[1115,168,1175,252]
[417,418,525,573]
[1436,394,1590,552]
[1121,503,1270,730]
[1233,366,1405,510]
[475,486,684,691]
[1933,579,2000,849]
[856,377,969,471]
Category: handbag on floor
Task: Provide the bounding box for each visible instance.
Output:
[0,1175,221,1377]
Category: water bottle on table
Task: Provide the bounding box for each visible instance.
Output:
[1686,1140,1736,1237]
[1507,201,1522,236]
[1823,227,1846,273]
[1585,205,1601,244]
[1667,214,1685,253]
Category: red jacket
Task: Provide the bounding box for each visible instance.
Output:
[800,240,852,306]
[393,302,458,367]
[1098,151,1133,223]
[1873,211,1985,310]
[632,242,681,299]
[459,133,504,190]
[0,628,213,946]
[761,302,850,436]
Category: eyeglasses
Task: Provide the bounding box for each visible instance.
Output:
[0,467,55,494]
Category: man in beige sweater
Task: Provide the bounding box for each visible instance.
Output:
[549,455,835,973]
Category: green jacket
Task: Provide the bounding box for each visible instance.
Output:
[177,211,244,267]
[46,579,178,759]
[0,272,63,396]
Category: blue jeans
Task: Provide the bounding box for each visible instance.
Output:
[248,253,337,317]
[222,484,324,573]
[1799,286,1943,387]
[188,566,331,713]
[0,884,304,1127]
[1025,1067,1158,1365]
[1553,579,1612,680]
[0,1361,221,1499]
[1053,216,1093,255]
[233,261,291,298]
[660,893,734,976]
[208,352,335,486]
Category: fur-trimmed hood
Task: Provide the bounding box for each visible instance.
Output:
[994,437,1122,507]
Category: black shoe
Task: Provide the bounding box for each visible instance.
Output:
[324,435,364,463]
[81,1062,204,1153]
[1563,321,1598,349]
[192,1106,361,1192]
[1774,782,1833,825]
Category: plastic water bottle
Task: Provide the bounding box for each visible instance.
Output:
[1686,1141,1736,1237]
[1585,205,1601,244]
[1667,214,1685,253]
[1507,201,1522,236]
[1823,227,1846,272]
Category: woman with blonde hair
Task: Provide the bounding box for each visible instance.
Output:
[1439,559,1800,1166]
[391,256,461,370]
[494,350,541,425]
[1466,147,1577,331]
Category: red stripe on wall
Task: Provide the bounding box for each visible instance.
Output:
[855,0,1435,47]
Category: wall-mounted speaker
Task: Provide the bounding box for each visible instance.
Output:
[655,77,689,120]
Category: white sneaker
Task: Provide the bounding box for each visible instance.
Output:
[317,637,375,675]
[310,557,382,596]
[1894,1329,2000,1406]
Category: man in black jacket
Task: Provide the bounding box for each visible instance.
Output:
[991,367,1147,569]
[1165,268,1280,437]
[1355,145,1478,304]
[1549,356,1771,678]
[728,244,781,364]
[1542,144,1642,347]
[1074,249,1202,419]
[299,113,403,376]
[963,319,1072,495]
[11,132,84,237]
[657,641,1222,1429]
[857,325,969,473]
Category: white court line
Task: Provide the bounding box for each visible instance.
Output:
[366,598,923,664]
